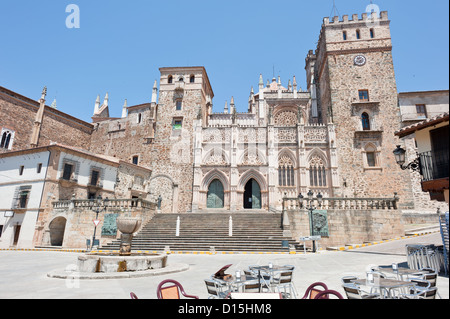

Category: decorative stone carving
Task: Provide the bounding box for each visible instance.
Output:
[275,128,297,143]
[274,110,298,127]
[304,127,328,143]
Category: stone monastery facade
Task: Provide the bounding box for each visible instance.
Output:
[88,10,439,214]
[1,10,446,220]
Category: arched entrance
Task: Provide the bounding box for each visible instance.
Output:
[244,179,261,209]
[207,179,224,208]
[49,217,66,246]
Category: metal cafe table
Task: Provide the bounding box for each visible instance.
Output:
[379,266,427,281]
[214,274,260,293]
[352,278,416,299]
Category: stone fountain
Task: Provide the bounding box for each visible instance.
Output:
[48,212,188,279]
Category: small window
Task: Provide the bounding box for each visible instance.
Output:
[18,189,30,208]
[37,163,42,174]
[359,90,369,101]
[370,28,375,38]
[356,30,361,39]
[176,100,182,111]
[190,75,195,83]
[343,31,347,41]
[416,104,427,118]
[62,163,73,180]
[178,77,184,82]
[168,75,173,84]
[19,165,24,176]
[173,120,182,130]
[132,156,139,165]
[361,113,371,131]
[366,152,376,167]
[90,170,100,186]
[137,113,142,124]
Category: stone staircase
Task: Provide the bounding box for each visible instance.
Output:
[101,212,301,253]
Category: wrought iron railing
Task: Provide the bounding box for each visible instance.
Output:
[419,150,449,182]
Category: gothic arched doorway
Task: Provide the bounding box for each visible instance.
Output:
[207,179,224,208]
[49,217,67,246]
[244,179,261,209]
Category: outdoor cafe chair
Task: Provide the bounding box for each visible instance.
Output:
[342,284,380,299]
[301,282,329,299]
[271,270,297,299]
[243,283,262,293]
[157,279,199,300]
[314,290,344,299]
[204,279,230,299]
[130,292,139,299]
[341,276,358,284]
[397,286,438,299]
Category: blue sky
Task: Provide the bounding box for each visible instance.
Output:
[0,0,448,122]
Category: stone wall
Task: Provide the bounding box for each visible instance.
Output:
[286,208,404,248]
[41,199,156,249]
[0,87,92,153]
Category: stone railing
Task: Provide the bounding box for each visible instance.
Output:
[52,198,157,212]
[282,193,400,211]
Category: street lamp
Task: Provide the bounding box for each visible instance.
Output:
[299,190,323,253]
[393,145,420,172]
[90,195,108,251]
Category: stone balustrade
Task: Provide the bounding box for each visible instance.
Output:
[282,193,400,211]
[52,198,156,212]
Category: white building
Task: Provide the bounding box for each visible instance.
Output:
[0,150,49,248]
[0,144,152,249]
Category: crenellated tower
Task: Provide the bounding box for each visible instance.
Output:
[307,11,414,206]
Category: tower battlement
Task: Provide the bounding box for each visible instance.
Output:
[323,11,389,26]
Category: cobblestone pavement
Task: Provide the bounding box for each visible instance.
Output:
[0,233,447,299]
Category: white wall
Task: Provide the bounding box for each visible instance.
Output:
[0,151,49,248]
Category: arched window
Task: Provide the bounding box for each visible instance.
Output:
[168,75,173,84]
[343,31,347,41]
[361,112,371,131]
[370,28,375,38]
[0,131,12,149]
[356,29,361,39]
[190,75,195,83]
[278,155,295,187]
[178,77,184,82]
[309,155,327,187]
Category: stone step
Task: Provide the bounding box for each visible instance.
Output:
[102,212,300,252]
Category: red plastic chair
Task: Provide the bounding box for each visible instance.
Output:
[301,282,329,299]
[157,279,199,299]
[314,290,344,299]
[130,292,139,299]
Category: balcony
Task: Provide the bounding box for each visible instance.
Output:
[419,150,449,193]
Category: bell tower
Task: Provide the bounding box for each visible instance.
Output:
[310,11,414,206]
[149,67,214,213]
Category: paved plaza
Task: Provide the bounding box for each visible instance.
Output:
[0,233,447,299]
